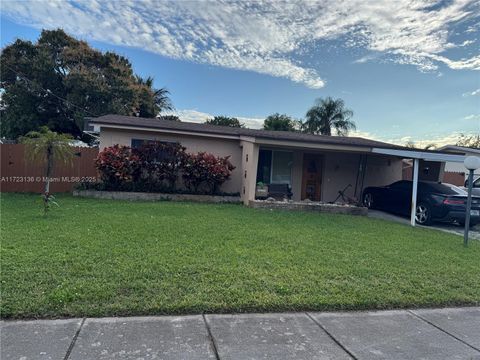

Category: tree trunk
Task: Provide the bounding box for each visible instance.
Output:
[45,145,53,194]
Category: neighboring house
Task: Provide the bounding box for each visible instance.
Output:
[89,114,458,205]
[438,145,480,185]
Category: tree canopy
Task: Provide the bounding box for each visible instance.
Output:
[302,97,355,136]
[263,113,299,132]
[205,116,244,128]
[1,29,173,139]
[457,134,480,149]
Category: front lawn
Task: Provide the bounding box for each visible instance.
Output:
[1,193,479,319]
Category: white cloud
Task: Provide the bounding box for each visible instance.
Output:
[464,114,480,120]
[165,109,265,129]
[463,88,480,96]
[371,132,472,148]
[2,0,479,88]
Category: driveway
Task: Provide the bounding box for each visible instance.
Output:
[2,308,479,359]
[368,210,480,240]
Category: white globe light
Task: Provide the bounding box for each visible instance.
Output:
[464,156,480,170]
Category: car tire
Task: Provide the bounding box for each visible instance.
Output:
[363,192,374,209]
[415,203,432,225]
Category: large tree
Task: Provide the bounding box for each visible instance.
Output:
[263,113,298,132]
[302,97,355,136]
[1,29,173,139]
[457,134,480,149]
[205,116,244,128]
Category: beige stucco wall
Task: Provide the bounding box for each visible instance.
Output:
[322,153,402,202]
[363,155,403,187]
[99,127,243,194]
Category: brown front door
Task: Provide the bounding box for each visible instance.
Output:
[301,154,323,201]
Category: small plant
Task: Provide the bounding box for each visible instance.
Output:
[182,152,235,194]
[133,142,186,190]
[20,126,74,214]
[95,145,141,190]
[42,192,59,213]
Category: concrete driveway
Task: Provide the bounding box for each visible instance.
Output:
[2,308,479,359]
[368,210,480,240]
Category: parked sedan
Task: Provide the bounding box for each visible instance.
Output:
[362,180,480,226]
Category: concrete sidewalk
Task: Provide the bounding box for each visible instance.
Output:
[1,308,479,359]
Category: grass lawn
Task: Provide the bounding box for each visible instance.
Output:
[1,193,479,319]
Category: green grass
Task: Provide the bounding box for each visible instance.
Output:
[1,193,479,319]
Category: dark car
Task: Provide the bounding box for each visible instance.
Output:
[362,180,480,226]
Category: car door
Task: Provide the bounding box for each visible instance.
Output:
[386,181,412,215]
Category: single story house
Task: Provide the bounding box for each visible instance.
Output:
[437,145,480,185]
[88,115,464,215]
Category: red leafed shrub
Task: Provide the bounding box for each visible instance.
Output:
[182,152,235,194]
[95,145,141,189]
[133,142,186,190]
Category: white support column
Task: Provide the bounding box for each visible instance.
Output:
[240,141,259,206]
[410,158,419,226]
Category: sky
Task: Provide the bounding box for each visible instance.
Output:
[1,0,479,146]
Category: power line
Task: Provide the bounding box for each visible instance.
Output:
[3,63,107,118]
[3,62,162,119]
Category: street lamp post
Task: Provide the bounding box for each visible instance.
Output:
[463,156,480,247]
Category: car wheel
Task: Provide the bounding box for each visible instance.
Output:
[363,192,374,209]
[415,203,432,225]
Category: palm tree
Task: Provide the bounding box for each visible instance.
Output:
[302,97,355,136]
[136,76,174,113]
[20,126,74,213]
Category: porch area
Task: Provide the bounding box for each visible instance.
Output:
[241,142,403,206]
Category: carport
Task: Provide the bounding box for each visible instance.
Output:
[371,148,467,226]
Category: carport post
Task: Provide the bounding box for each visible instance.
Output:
[410,158,419,226]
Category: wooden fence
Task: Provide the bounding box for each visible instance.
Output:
[0,144,98,193]
[443,171,465,186]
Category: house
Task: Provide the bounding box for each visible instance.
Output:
[89,115,463,209]
[437,145,480,185]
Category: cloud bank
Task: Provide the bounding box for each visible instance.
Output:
[3,0,479,88]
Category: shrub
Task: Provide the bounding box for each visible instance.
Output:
[95,145,141,189]
[182,152,235,194]
[133,142,186,190]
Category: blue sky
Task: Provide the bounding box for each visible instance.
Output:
[1,0,479,146]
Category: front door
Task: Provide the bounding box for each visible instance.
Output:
[302,154,323,201]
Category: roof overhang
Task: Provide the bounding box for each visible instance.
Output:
[372,147,466,163]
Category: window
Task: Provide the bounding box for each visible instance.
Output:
[272,151,293,184]
[131,139,178,163]
[389,181,411,190]
[131,139,163,148]
[256,150,272,184]
[255,149,293,185]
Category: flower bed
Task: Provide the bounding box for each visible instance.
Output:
[91,143,235,195]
